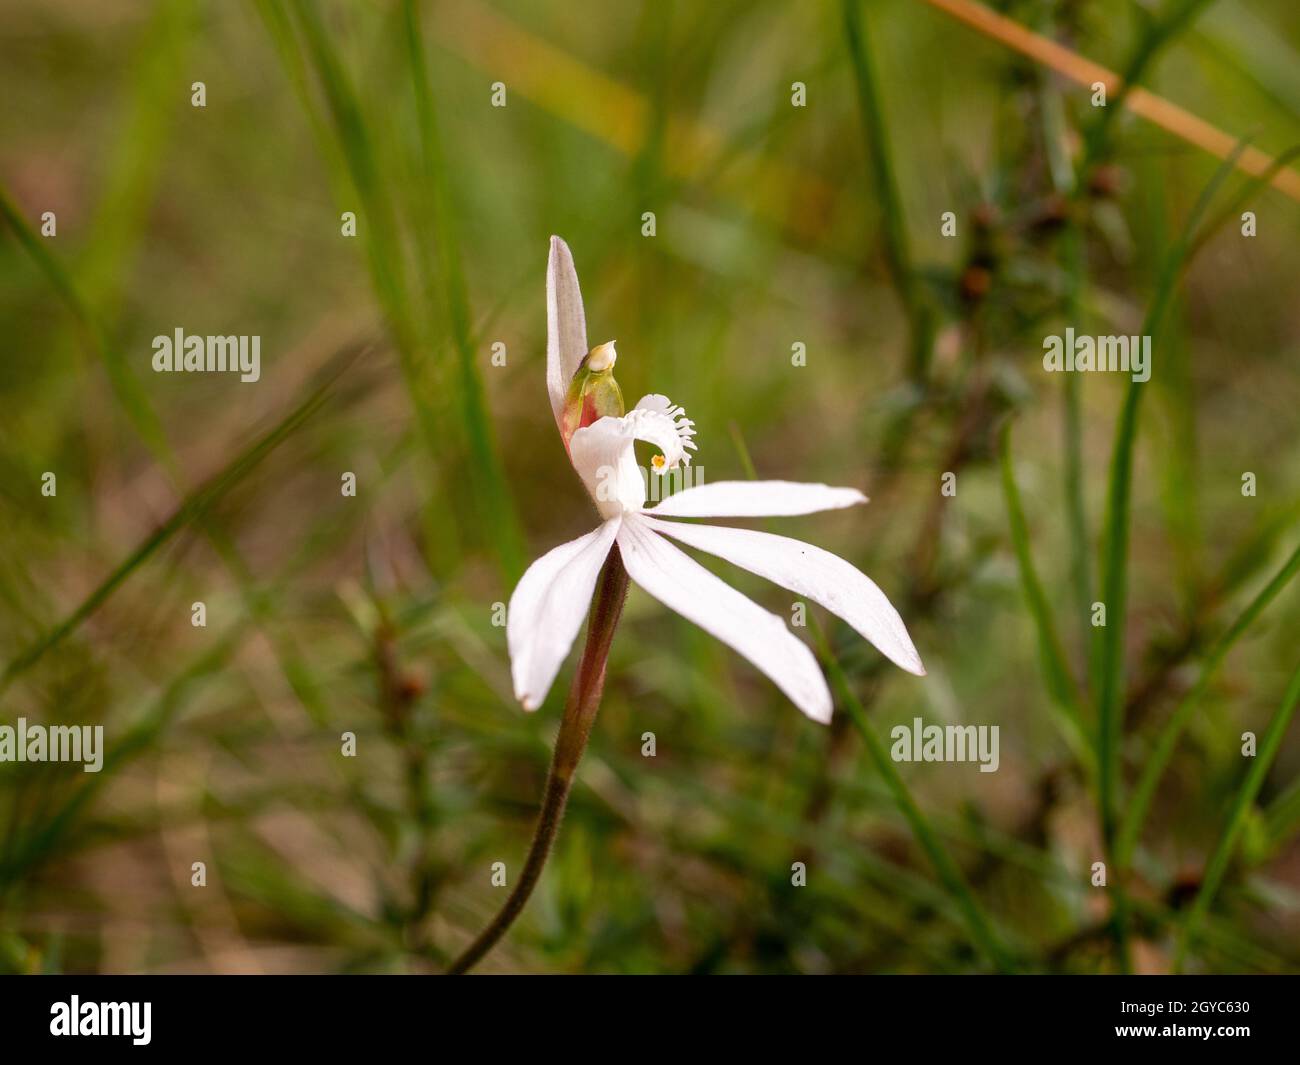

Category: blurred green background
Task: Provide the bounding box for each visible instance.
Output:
[1,0,1298,973]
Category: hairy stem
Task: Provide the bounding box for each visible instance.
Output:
[447,546,629,974]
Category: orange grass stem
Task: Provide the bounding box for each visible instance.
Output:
[923,0,1300,202]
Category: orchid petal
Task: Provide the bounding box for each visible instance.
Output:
[570,398,696,519]
[648,480,866,518]
[570,417,648,518]
[617,515,832,723]
[508,518,620,710]
[546,235,589,433]
[640,515,925,676]
[632,394,697,465]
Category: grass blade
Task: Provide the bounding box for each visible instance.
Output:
[921,0,1300,200]
[998,425,1092,765]
[402,0,525,581]
[1094,138,1250,970]
[1175,658,1300,969]
[1117,541,1300,867]
[0,185,171,463]
[1263,775,1300,851]
[815,622,1016,972]
[842,0,935,385]
[0,633,240,886]
[1079,0,1216,171]
[0,346,361,694]
[1096,139,1251,852]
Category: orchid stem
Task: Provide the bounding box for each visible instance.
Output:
[447,546,629,974]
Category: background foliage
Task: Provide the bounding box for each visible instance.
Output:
[1,0,1298,973]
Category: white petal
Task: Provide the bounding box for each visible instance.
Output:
[508,518,620,711]
[648,480,867,518]
[640,515,925,676]
[632,394,697,467]
[617,515,833,723]
[569,398,697,518]
[546,235,588,432]
[570,417,647,519]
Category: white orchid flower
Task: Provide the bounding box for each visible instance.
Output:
[508,236,925,724]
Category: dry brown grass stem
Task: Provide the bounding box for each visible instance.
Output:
[924,0,1300,202]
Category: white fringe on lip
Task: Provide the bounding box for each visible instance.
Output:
[631,394,698,469]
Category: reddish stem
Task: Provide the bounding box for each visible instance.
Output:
[447,545,629,974]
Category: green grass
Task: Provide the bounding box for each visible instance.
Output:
[1176,658,1300,968]
[1,0,1298,975]
[998,424,1091,765]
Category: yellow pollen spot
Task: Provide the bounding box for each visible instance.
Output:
[651,454,667,472]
